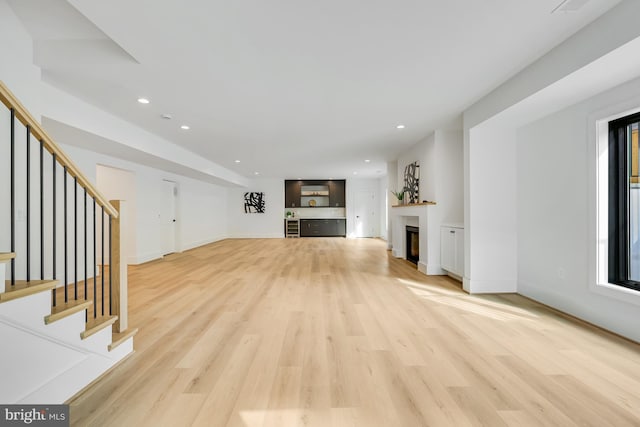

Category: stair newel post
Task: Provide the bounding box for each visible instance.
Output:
[109,200,127,333]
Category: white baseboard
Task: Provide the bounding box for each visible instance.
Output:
[464,277,517,294]
[131,251,163,265]
[425,263,445,275]
[128,256,142,265]
[463,277,471,293]
[446,271,463,282]
[418,261,427,274]
[130,236,232,264]
[180,235,229,252]
[227,233,284,239]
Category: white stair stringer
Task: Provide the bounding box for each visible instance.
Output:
[0,291,133,404]
[18,336,133,404]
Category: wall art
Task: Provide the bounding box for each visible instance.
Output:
[404,161,419,204]
[244,192,265,213]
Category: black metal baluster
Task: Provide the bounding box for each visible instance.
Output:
[64,166,68,303]
[52,154,57,307]
[84,190,87,300]
[26,125,30,282]
[101,206,105,316]
[109,214,112,316]
[40,140,44,280]
[10,109,15,286]
[74,176,78,301]
[84,190,88,323]
[93,198,97,318]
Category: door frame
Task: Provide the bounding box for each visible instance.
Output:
[161,179,179,255]
[352,189,377,238]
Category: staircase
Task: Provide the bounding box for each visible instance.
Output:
[0,81,137,404]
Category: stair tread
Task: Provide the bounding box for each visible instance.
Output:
[81,315,118,340]
[109,328,138,352]
[0,253,16,263]
[45,299,93,324]
[1,280,58,303]
[52,275,111,319]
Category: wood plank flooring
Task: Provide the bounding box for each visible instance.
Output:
[68,238,640,426]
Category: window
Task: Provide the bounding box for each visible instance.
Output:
[608,112,640,291]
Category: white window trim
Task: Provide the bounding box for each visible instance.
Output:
[590,102,640,306]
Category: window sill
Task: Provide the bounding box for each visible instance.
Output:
[590,281,640,307]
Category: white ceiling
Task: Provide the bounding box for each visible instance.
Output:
[8,0,622,181]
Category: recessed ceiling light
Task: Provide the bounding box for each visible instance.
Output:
[137,98,150,104]
[180,125,190,130]
[234,160,241,163]
[254,171,260,175]
[353,171,358,175]
[396,124,405,129]
[364,159,371,163]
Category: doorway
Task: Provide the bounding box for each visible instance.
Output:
[353,190,377,238]
[161,180,177,255]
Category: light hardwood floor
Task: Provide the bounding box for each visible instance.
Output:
[68,238,640,426]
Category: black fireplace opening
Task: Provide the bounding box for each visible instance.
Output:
[406,226,419,265]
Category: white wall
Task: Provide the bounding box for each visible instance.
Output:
[228,178,383,239]
[378,175,388,241]
[517,76,640,342]
[0,1,43,280]
[0,0,41,119]
[226,178,284,238]
[465,124,517,293]
[434,129,463,224]
[96,165,137,263]
[62,144,229,264]
[397,135,432,202]
[462,0,640,340]
[390,129,463,275]
[385,161,398,247]
[178,177,229,250]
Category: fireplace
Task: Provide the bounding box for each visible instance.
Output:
[406,226,419,264]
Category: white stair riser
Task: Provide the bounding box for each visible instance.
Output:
[0,293,115,354]
[0,291,133,404]
[0,292,51,326]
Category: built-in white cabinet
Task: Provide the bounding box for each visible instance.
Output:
[440,225,464,279]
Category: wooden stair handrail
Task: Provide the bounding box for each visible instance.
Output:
[0,80,118,218]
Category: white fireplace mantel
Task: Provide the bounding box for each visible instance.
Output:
[390,203,443,276]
